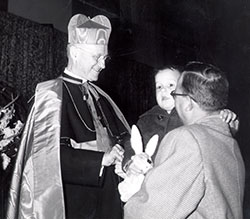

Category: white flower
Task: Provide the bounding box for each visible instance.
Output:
[0,106,14,131]
[0,139,12,150]
[15,120,24,133]
[3,127,15,138]
[1,153,11,170]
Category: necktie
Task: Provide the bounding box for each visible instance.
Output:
[80,82,111,152]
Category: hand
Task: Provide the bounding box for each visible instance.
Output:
[102,144,124,167]
[118,174,145,202]
[220,109,237,123]
[115,160,127,179]
[220,109,239,132]
[127,153,153,175]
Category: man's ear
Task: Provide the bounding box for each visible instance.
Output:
[69,46,78,60]
[185,97,194,112]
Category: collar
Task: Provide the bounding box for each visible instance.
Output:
[63,68,87,84]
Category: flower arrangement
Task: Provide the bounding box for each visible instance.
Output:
[0,104,24,170]
[0,83,26,172]
[0,82,27,218]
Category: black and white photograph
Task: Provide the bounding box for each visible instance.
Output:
[0,0,250,218]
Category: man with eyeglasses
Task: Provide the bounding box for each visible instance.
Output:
[124,62,245,219]
[121,66,239,174]
[7,14,130,219]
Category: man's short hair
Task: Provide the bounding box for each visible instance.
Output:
[181,61,229,111]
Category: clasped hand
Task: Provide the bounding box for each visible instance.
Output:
[220,109,239,131]
[102,144,124,167]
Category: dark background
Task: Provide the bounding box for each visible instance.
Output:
[1,0,250,218]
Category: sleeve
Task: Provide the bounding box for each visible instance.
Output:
[60,144,105,186]
[124,128,205,219]
[136,115,153,146]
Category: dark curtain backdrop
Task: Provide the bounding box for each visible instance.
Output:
[97,57,156,125]
[0,11,68,101]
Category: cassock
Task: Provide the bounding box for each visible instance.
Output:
[60,73,130,218]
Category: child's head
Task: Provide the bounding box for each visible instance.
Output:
[155,67,181,113]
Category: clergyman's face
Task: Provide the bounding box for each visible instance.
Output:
[74,44,108,81]
[155,69,180,112]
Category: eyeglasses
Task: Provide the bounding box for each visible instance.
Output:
[93,54,111,63]
[73,46,111,63]
[170,90,197,102]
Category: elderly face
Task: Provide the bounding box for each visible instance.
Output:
[155,69,180,112]
[72,44,108,81]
